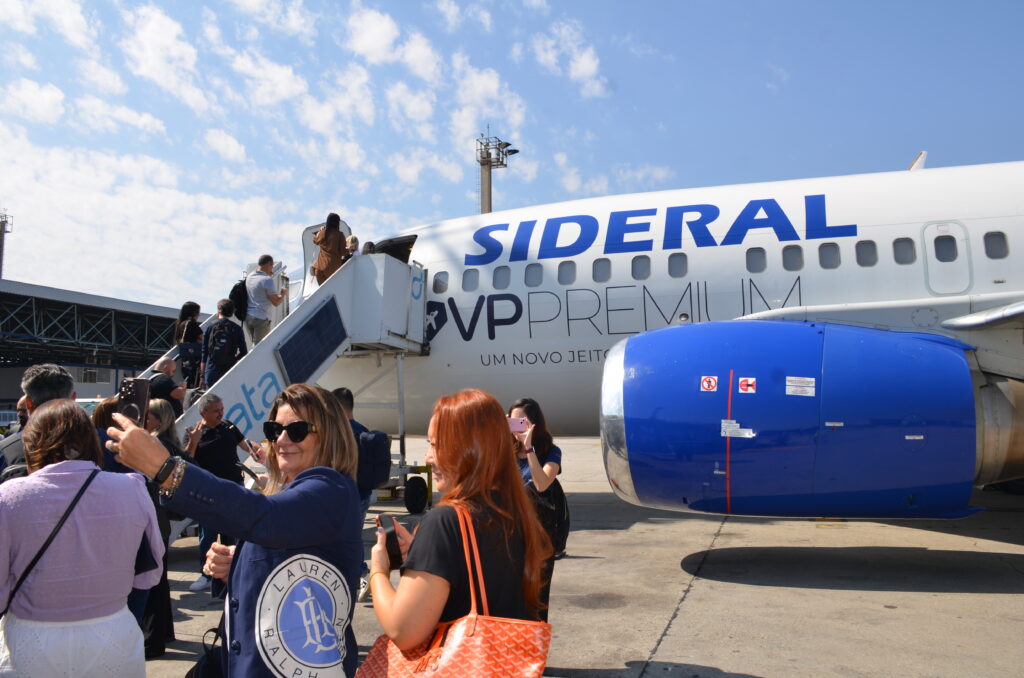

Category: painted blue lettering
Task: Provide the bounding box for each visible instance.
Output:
[448,296,485,341]
[259,372,281,413]
[804,194,856,239]
[664,205,719,248]
[464,224,509,266]
[486,294,522,340]
[509,220,536,262]
[720,199,799,246]
[242,381,264,422]
[538,215,599,260]
[604,209,656,254]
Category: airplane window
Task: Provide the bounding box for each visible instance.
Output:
[558,260,576,285]
[855,240,877,267]
[893,238,916,264]
[493,265,511,290]
[462,268,479,292]
[983,231,1008,259]
[525,263,543,287]
[934,235,957,263]
[746,247,766,273]
[631,255,650,280]
[432,271,448,294]
[667,252,687,278]
[818,243,840,269]
[593,258,611,283]
[782,245,803,271]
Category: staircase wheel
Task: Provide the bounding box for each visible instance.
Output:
[404,476,428,514]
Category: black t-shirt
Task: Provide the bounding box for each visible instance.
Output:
[402,502,531,623]
[149,373,182,417]
[179,319,202,344]
[194,421,244,483]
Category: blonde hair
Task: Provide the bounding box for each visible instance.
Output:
[263,383,357,494]
[346,235,359,247]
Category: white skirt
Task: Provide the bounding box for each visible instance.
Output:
[0,606,144,678]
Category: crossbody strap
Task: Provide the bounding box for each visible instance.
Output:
[454,505,490,617]
[0,468,100,618]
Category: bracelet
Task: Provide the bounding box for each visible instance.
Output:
[526,446,535,454]
[159,458,187,499]
[367,571,389,588]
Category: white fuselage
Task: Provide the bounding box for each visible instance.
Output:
[319,162,1024,434]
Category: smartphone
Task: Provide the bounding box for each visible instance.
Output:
[507,417,529,433]
[116,377,150,425]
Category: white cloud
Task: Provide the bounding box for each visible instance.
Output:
[522,0,549,10]
[387,147,463,185]
[584,176,609,195]
[615,163,675,188]
[467,6,492,32]
[531,20,608,98]
[511,157,538,183]
[0,120,307,308]
[230,51,308,107]
[77,59,127,95]
[205,129,247,163]
[0,78,65,124]
[224,0,316,39]
[449,53,526,158]
[120,6,216,115]
[345,9,442,84]
[221,165,293,189]
[345,8,400,64]
[296,63,374,138]
[5,46,38,70]
[509,42,524,64]
[553,152,580,193]
[0,0,96,50]
[436,0,461,31]
[386,82,436,141]
[75,95,165,135]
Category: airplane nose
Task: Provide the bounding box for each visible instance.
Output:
[600,338,640,505]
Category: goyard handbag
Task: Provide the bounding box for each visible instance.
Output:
[356,505,551,677]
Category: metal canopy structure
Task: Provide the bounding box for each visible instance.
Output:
[0,280,180,368]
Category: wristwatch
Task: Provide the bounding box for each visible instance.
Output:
[153,456,177,484]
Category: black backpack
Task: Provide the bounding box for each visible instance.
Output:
[357,430,392,493]
[208,321,238,367]
[229,278,249,321]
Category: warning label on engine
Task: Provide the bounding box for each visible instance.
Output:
[785,376,816,397]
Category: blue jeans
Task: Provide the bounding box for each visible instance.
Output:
[359,488,373,577]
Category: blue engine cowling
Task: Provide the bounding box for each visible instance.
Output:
[600,321,979,519]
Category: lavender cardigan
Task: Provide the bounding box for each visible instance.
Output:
[0,460,164,622]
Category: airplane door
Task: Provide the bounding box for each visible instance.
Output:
[921,221,971,295]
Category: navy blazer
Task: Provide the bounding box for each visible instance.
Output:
[167,464,363,677]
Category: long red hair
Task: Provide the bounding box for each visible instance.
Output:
[431,389,552,617]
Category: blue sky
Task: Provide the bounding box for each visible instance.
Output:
[1,0,1022,309]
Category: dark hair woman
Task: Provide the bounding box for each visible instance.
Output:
[366,388,552,650]
[508,397,570,621]
[0,399,163,676]
[312,212,348,285]
[107,383,363,677]
[175,301,203,388]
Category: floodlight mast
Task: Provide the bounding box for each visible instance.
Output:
[477,134,518,214]
[0,208,11,279]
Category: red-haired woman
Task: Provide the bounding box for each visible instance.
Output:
[366,388,552,650]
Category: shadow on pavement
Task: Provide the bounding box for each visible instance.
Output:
[682,545,1024,593]
[545,660,762,677]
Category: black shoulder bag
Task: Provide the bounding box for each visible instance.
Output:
[0,468,100,618]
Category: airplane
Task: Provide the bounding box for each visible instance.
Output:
[168,157,1024,521]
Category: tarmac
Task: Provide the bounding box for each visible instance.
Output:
[149,436,1024,677]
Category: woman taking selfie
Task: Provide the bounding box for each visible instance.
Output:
[508,397,570,621]
[365,389,551,650]
[0,399,163,677]
[108,383,363,677]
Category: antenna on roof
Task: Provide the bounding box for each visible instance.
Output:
[907,151,927,171]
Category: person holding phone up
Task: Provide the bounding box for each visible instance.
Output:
[508,397,570,622]
[106,383,363,678]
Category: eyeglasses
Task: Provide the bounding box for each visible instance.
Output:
[263,420,317,443]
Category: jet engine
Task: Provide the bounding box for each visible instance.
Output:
[600,321,1024,519]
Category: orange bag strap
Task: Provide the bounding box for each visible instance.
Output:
[454,505,490,617]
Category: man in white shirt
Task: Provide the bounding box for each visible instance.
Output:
[245,254,287,345]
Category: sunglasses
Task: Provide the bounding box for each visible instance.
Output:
[263,420,317,443]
